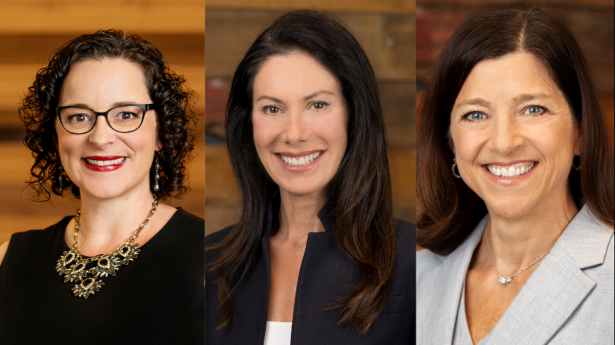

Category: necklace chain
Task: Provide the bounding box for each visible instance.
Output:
[486,230,548,285]
[56,197,158,298]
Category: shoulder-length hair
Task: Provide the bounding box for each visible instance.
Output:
[417,7,614,254]
[207,10,395,334]
[19,29,197,200]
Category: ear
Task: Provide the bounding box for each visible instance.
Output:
[573,125,582,156]
[448,134,456,154]
[155,139,163,152]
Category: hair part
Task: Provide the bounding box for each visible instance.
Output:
[206,9,396,334]
[19,29,197,201]
[417,7,614,254]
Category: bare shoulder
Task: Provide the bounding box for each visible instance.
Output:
[0,240,9,267]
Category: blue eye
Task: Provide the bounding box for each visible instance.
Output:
[462,111,486,122]
[525,105,546,115]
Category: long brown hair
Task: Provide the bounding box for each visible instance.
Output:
[206,10,396,334]
[417,7,614,254]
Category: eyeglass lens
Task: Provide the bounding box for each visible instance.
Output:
[59,105,145,133]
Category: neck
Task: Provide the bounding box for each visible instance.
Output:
[481,188,578,273]
[274,188,327,246]
[67,186,156,255]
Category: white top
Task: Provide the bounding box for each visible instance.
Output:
[264,321,292,345]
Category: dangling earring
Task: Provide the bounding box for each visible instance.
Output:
[58,165,64,194]
[452,158,461,179]
[154,156,160,192]
[572,155,581,171]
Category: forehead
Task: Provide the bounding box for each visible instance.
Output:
[59,58,149,106]
[456,52,563,103]
[253,51,341,98]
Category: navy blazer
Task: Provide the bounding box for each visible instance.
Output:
[205,196,416,344]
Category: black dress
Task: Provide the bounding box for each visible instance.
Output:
[0,208,204,345]
[205,193,416,345]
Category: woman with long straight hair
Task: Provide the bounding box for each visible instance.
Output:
[206,10,415,345]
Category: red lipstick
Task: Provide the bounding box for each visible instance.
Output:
[83,156,126,172]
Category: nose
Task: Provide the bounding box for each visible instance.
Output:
[488,114,523,155]
[88,115,116,148]
[282,110,310,145]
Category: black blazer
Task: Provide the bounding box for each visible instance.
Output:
[205,196,416,344]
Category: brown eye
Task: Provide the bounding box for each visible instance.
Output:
[312,102,328,110]
[264,106,280,114]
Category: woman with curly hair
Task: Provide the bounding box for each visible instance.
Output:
[0,30,203,343]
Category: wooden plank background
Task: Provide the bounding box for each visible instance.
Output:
[0,0,205,244]
[205,2,416,235]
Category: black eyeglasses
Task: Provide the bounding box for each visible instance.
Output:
[57,104,155,134]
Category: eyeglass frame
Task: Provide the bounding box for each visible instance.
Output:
[56,103,155,134]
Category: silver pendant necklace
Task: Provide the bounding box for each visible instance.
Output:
[486,230,548,285]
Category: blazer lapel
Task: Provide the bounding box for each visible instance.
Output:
[418,216,489,344]
[484,206,613,345]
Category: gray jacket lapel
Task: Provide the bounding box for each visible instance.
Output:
[418,216,488,344]
[484,206,613,345]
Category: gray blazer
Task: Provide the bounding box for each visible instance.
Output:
[417,205,614,345]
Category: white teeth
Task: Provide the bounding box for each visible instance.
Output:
[86,157,125,166]
[280,151,321,167]
[487,163,534,178]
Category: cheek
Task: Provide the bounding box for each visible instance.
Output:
[313,110,347,152]
[450,127,480,161]
[251,118,276,174]
[531,120,576,165]
[252,116,280,150]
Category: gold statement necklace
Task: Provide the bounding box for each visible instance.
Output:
[56,197,158,299]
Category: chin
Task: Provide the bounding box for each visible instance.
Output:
[77,182,132,200]
[487,198,532,220]
[279,183,325,198]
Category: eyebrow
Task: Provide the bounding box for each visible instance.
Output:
[255,96,283,103]
[303,90,334,100]
[455,93,553,109]
[455,98,491,108]
[254,90,335,103]
[511,93,551,103]
[61,101,141,109]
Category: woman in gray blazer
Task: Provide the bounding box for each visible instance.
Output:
[416,7,614,345]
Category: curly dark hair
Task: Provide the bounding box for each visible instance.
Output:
[19,29,197,201]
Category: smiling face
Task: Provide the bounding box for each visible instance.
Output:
[56,58,160,200]
[449,52,581,219]
[252,51,348,197]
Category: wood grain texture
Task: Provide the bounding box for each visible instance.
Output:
[0,3,204,34]
[415,4,614,94]
[0,34,204,65]
[206,9,415,81]
[417,0,612,8]
[206,0,415,14]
